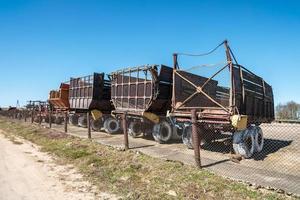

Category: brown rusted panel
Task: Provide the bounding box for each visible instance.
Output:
[172,64,274,124]
[174,70,219,109]
[69,73,112,112]
[110,65,172,115]
[233,65,274,122]
[48,83,70,110]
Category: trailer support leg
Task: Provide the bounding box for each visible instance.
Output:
[191,109,201,168]
[64,112,68,133]
[123,113,129,150]
[87,112,91,139]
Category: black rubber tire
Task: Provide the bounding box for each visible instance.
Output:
[78,115,87,128]
[69,114,79,126]
[182,125,193,149]
[254,126,264,152]
[128,121,143,138]
[152,121,173,143]
[104,117,120,134]
[44,116,50,123]
[55,117,63,125]
[233,129,255,158]
[91,118,103,131]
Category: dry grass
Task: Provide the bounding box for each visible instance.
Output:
[0,117,296,200]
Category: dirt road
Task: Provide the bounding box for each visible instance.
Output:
[0,132,117,200]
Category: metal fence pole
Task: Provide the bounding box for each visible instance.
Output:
[123,113,129,150]
[64,112,68,133]
[87,112,91,139]
[49,109,52,128]
[39,110,42,125]
[31,110,34,123]
[191,109,201,168]
[24,111,27,122]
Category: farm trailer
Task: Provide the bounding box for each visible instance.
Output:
[68,72,119,133]
[170,40,274,158]
[110,40,274,158]
[25,100,49,123]
[48,83,70,124]
[109,65,179,142]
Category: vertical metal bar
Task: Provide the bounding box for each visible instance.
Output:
[87,111,91,139]
[191,109,201,168]
[239,65,245,113]
[262,79,266,118]
[123,113,129,150]
[31,110,34,123]
[64,112,68,133]
[121,69,124,108]
[49,109,52,128]
[135,68,139,110]
[143,70,147,109]
[172,54,177,111]
[39,109,42,125]
[224,41,235,113]
[128,69,131,109]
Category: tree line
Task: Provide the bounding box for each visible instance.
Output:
[276,101,300,120]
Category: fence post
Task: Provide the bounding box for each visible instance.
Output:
[39,110,42,125]
[87,111,91,139]
[123,113,129,150]
[64,112,68,133]
[191,109,201,168]
[24,111,27,122]
[49,109,52,128]
[31,110,34,123]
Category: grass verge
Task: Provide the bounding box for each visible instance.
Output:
[0,117,295,200]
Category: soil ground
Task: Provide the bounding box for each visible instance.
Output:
[47,122,300,195]
[0,130,118,200]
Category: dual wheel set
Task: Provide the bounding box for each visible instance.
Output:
[48,113,264,159]
[126,119,265,159]
[68,114,121,134]
[181,124,264,158]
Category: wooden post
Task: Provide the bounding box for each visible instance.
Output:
[87,112,91,139]
[24,111,27,122]
[64,112,68,133]
[123,113,129,150]
[191,109,201,168]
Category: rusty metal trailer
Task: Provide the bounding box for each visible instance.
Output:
[26,100,48,123]
[170,40,274,158]
[68,73,117,132]
[48,83,70,124]
[110,41,274,158]
[110,65,179,142]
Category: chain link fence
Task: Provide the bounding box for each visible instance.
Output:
[0,109,299,196]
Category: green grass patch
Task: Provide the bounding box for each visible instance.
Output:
[0,117,296,200]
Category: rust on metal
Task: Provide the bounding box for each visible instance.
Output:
[69,73,112,112]
[110,65,173,117]
[123,113,129,150]
[171,41,274,125]
[64,111,68,133]
[87,111,91,139]
[48,83,70,111]
[191,109,201,168]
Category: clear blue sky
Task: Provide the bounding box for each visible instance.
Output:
[0,0,299,107]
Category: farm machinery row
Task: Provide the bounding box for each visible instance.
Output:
[21,41,275,158]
